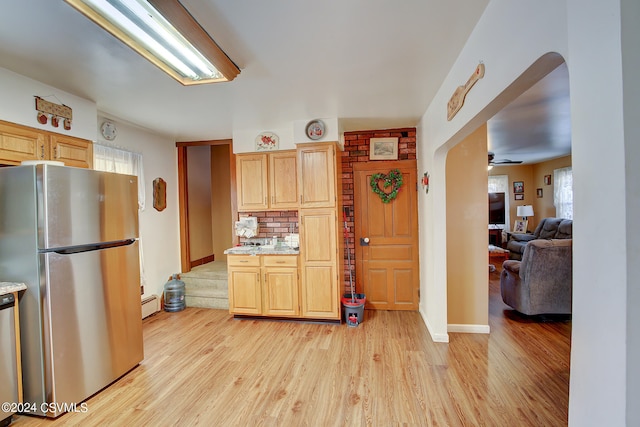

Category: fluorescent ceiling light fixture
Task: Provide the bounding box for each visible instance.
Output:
[65,0,240,85]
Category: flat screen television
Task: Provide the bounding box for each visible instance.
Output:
[488,192,506,225]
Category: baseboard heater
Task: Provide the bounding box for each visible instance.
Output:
[141,295,160,319]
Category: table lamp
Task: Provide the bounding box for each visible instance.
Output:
[516,205,534,221]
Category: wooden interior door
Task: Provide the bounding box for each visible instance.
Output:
[354,160,419,310]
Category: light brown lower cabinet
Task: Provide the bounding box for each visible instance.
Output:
[228,254,300,317]
[298,208,341,320]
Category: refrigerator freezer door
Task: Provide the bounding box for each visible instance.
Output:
[38,165,139,250]
[40,241,143,417]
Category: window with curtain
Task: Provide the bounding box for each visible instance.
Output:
[94,142,147,290]
[488,174,511,231]
[93,143,145,210]
[554,167,573,219]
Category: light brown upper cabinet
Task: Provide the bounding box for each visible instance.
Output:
[269,151,298,209]
[0,120,93,168]
[236,150,298,211]
[0,120,47,164]
[49,134,93,169]
[297,143,337,208]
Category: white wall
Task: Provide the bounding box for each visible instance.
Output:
[231,117,340,153]
[0,67,97,140]
[97,114,181,299]
[567,0,637,425]
[418,0,637,425]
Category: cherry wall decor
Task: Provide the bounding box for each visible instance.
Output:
[34,95,72,130]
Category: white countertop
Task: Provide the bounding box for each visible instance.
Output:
[224,246,299,255]
[0,282,27,297]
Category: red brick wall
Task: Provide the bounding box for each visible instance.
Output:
[238,210,298,244]
[340,128,417,292]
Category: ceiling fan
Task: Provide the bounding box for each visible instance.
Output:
[488,151,522,166]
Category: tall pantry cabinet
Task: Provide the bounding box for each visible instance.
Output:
[297,142,343,320]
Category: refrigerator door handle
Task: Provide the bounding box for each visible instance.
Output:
[48,239,137,255]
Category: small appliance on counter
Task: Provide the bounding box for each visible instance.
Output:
[284,233,299,249]
[235,216,258,238]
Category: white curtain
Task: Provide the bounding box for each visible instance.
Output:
[93,143,145,210]
[554,167,573,219]
[94,142,147,290]
[488,174,511,231]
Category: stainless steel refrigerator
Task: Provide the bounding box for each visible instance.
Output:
[0,164,143,418]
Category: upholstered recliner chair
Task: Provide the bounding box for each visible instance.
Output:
[507,217,572,260]
[500,238,573,316]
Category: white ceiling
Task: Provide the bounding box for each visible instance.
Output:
[0,0,570,162]
[488,63,571,164]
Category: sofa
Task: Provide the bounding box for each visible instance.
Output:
[506,217,572,260]
[500,238,573,315]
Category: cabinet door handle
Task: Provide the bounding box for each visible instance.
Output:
[40,144,45,159]
[54,146,58,159]
[276,261,286,264]
[239,260,248,263]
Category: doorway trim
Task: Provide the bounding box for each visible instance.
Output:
[431,52,568,341]
[176,139,235,273]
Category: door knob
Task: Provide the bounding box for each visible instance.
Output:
[360,237,370,246]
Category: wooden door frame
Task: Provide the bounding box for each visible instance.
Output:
[176,139,236,273]
[353,159,419,308]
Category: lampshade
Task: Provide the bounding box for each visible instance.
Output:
[517,205,534,218]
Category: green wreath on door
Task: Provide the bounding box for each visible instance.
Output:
[370,169,403,203]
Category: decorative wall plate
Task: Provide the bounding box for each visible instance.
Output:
[255,132,279,150]
[101,121,117,141]
[305,119,325,140]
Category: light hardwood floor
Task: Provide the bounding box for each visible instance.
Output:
[12,267,571,426]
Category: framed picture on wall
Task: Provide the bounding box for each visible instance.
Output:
[369,137,398,160]
[544,175,551,185]
[537,188,543,198]
[513,181,524,194]
[515,194,524,201]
